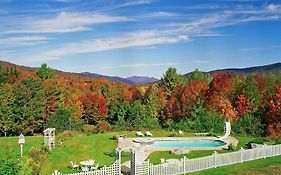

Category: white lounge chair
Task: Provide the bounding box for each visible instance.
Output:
[145,131,153,136]
[218,121,231,140]
[70,161,79,169]
[179,130,183,135]
[81,166,89,171]
[136,131,144,137]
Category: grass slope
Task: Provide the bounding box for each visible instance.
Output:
[188,156,281,175]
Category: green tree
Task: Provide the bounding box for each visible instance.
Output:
[47,107,73,132]
[35,63,55,80]
[188,69,212,83]
[159,67,183,95]
[0,84,15,137]
[13,78,45,135]
[0,67,8,85]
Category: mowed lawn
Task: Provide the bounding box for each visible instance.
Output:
[188,155,281,175]
[1,132,280,175]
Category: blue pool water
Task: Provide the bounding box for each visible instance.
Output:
[151,140,226,148]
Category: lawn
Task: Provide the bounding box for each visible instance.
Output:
[188,155,281,175]
[0,131,280,175]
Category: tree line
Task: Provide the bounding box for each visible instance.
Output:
[0,64,280,137]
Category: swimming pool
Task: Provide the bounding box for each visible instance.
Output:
[150,140,226,148]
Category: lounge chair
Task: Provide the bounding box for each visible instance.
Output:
[70,161,79,169]
[179,130,183,135]
[81,166,89,171]
[136,131,144,137]
[91,163,99,170]
[145,131,153,136]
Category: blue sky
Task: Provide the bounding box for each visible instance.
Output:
[0,0,281,78]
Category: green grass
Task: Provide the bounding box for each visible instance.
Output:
[0,132,280,175]
[0,136,43,174]
[187,155,281,175]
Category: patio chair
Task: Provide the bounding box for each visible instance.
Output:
[91,163,99,170]
[70,161,79,169]
[160,158,166,164]
[179,130,183,135]
[145,131,153,136]
[136,131,144,137]
[81,166,89,172]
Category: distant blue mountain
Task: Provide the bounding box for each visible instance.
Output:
[82,73,158,85]
[185,62,281,76]
[126,76,158,84]
[82,72,135,84]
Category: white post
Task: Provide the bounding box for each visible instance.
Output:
[54,170,58,175]
[263,144,267,159]
[240,147,244,163]
[183,156,186,173]
[147,159,150,175]
[213,151,218,168]
[20,144,23,157]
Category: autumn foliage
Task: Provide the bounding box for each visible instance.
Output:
[0,63,281,137]
[266,84,281,137]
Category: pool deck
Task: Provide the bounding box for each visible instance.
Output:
[118,136,238,152]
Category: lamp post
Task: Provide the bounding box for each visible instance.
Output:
[18,133,25,158]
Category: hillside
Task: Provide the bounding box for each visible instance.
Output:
[185,62,281,77]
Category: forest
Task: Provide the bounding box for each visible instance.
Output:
[0,64,280,138]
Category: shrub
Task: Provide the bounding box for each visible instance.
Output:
[274,139,281,145]
[28,145,48,175]
[0,157,20,175]
[95,122,110,133]
[232,114,264,136]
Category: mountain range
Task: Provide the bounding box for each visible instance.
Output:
[0,60,280,84]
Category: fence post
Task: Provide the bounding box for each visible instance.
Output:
[240,147,244,163]
[183,156,186,174]
[147,159,150,175]
[263,144,267,159]
[213,151,218,168]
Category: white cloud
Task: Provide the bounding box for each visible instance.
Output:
[4,11,132,34]
[116,0,152,8]
[0,36,50,47]
[25,30,188,62]
[266,4,281,13]
[143,11,179,18]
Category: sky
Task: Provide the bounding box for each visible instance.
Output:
[0,0,281,78]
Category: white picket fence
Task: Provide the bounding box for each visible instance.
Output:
[146,144,281,175]
[51,144,281,175]
[51,160,120,175]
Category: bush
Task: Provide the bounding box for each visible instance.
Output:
[232,114,264,136]
[28,145,48,175]
[95,122,110,133]
[274,139,281,145]
[0,157,20,175]
[190,105,225,134]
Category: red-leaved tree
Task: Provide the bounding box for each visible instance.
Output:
[265,84,281,137]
